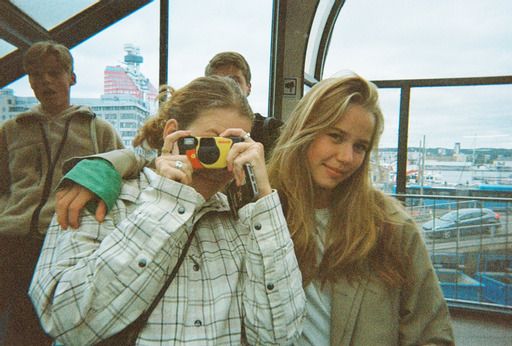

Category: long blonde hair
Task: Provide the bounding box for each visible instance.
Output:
[133,76,253,149]
[268,74,409,287]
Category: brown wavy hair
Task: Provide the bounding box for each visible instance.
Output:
[23,40,73,75]
[133,76,254,149]
[267,74,410,287]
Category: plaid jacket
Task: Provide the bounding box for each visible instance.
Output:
[30,168,305,345]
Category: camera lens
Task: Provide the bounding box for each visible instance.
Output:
[197,138,220,164]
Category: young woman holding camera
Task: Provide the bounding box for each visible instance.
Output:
[29,76,305,345]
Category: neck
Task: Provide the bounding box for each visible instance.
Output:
[190,179,223,201]
[42,103,70,117]
[314,190,332,209]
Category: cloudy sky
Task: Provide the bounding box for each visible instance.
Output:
[6,0,512,149]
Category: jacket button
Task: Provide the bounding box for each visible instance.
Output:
[178,206,185,214]
[194,320,202,327]
[138,258,147,268]
[193,264,200,271]
[254,223,262,230]
[267,283,274,291]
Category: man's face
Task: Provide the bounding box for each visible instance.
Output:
[212,65,251,97]
[27,54,75,115]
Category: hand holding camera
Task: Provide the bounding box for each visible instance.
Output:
[158,130,271,208]
[156,130,194,186]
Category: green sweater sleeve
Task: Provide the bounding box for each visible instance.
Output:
[62,159,121,212]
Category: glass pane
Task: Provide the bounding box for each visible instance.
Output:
[408,85,512,187]
[11,0,99,30]
[0,40,16,58]
[323,0,512,80]
[168,0,273,116]
[374,88,400,193]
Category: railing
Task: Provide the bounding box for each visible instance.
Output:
[394,193,512,314]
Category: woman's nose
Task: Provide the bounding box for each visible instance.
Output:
[336,143,353,162]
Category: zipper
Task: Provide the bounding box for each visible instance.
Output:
[29,117,73,237]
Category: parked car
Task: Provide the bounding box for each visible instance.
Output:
[422,208,501,239]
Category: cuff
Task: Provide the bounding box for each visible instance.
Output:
[62,159,121,212]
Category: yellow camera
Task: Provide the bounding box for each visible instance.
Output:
[177,136,243,169]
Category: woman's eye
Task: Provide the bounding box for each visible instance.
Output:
[328,133,343,142]
[354,143,368,153]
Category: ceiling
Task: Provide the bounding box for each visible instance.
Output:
[0,0,153,87]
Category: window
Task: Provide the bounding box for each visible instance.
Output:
[168,1,273,114]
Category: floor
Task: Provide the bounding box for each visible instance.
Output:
[451,309,512,346]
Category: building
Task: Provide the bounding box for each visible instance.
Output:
[74,94,150,148]
[104,44,157,109]
[0,88,37,122]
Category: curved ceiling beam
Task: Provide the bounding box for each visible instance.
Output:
[314,0,346,81]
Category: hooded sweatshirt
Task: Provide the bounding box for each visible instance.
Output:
[0,104,123,237]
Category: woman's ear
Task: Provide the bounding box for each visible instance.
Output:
[70,72,77,86]
[163,119,178,139]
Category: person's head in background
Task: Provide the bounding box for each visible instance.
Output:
[268,73,391,285]
[205,51,283,158]
[205,51,252,97]
[23,40,76,116]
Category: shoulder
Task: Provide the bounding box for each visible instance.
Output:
[93,116,116,130]
[375,190,412,223]
[0,113,37,142]
[375,191,421,243]
[4,107,40,127]
[254,112,283,127]
[0,117,17,130]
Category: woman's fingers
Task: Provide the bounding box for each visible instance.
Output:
[161,130,192,156]
[56,184,97,229]
[94,200,108,224]
[155,155,193,184]
[226,136,272,198]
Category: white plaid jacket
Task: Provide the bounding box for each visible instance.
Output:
[30,168,305,345]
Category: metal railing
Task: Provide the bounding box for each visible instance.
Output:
[394,193,512,314]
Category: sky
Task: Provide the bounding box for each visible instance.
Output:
[5,0,512,149]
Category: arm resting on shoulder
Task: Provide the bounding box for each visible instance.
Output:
[56,159,121,229]
[57,149,149,228]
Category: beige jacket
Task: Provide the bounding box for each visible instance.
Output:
[329,203,455,346]
[0,105,123,237]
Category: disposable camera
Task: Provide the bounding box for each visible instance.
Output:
[177,136,243,169]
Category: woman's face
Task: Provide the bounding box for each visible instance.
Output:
[306,104,375,206]
[186,107,252,187]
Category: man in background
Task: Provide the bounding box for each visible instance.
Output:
[0,40,124,345]
[205,51,283,157]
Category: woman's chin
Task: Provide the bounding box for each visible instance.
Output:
[194,169,232,184]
